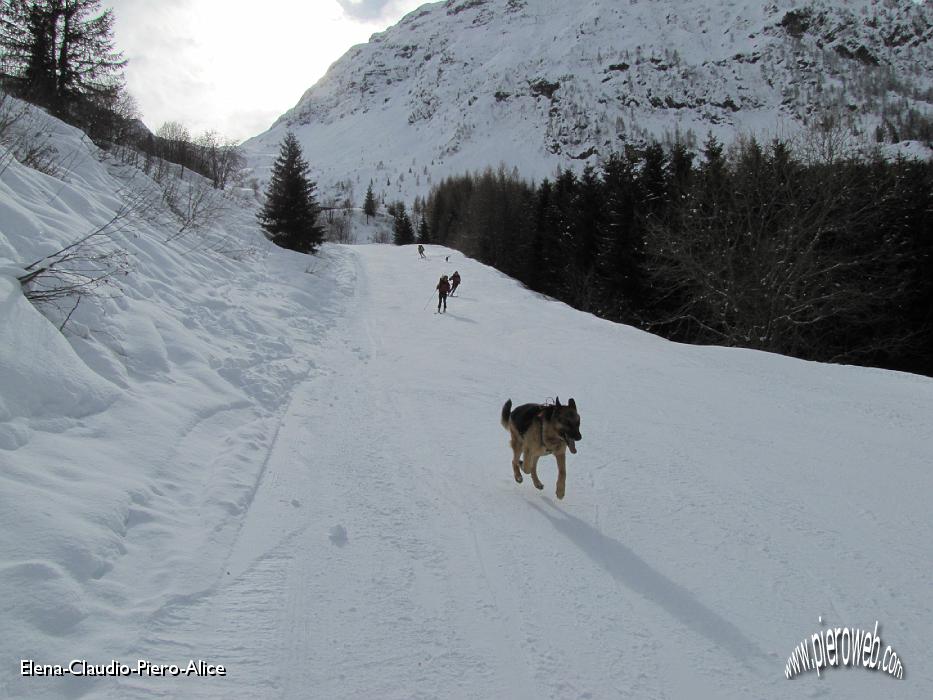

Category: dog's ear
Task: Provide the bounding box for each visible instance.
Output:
[555,396,561,407]
[569,397,576,410]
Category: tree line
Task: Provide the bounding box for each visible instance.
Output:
[140,122,244,191]
[419,138,932,376]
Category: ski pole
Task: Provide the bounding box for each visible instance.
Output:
[422,290,437,311]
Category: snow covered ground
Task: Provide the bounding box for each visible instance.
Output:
[2,109,932,699]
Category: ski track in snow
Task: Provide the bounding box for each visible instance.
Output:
[98,248,556,700]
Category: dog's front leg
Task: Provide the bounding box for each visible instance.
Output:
[555,451,567,500]
[528,454,544,491]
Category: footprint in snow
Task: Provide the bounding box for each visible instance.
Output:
[329,524,348,547]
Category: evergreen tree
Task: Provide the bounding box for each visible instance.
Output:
[699,133,727,194]
[530,177,569,298]
[565,165,602,310]
[640,140,667,218]
[545,169,579,299]
[595,151,642,322]
[363,181,377,222]
[417,214,430,244]
[525,179,553,294]
[392,202,415,245]
[257,132,324,254]
[0,0,126,117]
[411,146,932,375]
[666,141,695,202]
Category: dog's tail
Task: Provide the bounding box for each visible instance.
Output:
[500,399,512,431]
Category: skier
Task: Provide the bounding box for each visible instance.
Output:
[450,271,461,296]
[418,244,425,259]
[436,275,451,313]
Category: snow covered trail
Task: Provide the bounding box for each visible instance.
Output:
[83,244,931,699]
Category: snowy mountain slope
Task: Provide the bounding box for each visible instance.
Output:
[243,0,933,204]
[2,107,932,699]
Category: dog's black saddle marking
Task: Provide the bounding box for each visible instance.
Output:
[510,403,554,436]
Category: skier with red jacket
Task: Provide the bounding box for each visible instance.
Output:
[449,271,461,296]
[436,275,451,313]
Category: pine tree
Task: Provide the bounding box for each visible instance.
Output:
[363,181,377,222]
[595,151,642,322]
[572,166,602,277]
[529,178,563,297]
[417,214,430,244]
[392,202,415,245]
[0,0,126,116]
[258,132,324,254]
[640,140,667,217]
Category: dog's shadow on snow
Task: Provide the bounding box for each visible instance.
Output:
[526,499,765,666]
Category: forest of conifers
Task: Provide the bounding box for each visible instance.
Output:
[421,137,932,375]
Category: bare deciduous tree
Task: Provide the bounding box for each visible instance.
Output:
[647,139,914,361]
[195,129,245,190]
[156,121,191,168]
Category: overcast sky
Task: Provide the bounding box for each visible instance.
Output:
[110,0,428,142]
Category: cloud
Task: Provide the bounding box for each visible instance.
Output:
[108,0,427,140]
[337,0,404,22]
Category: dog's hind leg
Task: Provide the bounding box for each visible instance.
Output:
[528,454,544,491]
[555,452,567,500]
[510,435,523,484]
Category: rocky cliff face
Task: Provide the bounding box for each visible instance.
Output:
[243,0,932,204]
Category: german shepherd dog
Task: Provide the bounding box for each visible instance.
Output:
[500,397,582,500]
